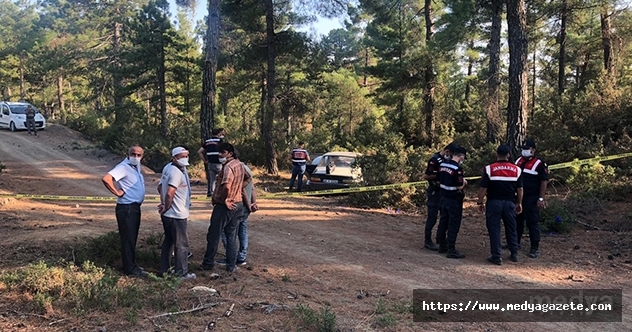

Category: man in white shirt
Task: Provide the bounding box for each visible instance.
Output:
[102,145,147,277]
[157,147,195,280]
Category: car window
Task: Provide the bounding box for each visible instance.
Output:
[2,105,9,116]
[7,105,32,114]
[318,156,356,168]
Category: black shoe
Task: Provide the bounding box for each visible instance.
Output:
[198,264,214,271]
[215,259,227,266]
[510,253,518,262]
[487,256,502,265]
[424,240,439,251]
[128,270,149,278]
[227,266,239,273]
[528,248,540,258]
[438,245,448,254]
[446,249,465,259]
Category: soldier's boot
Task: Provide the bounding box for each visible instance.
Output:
[437,240,448,254]
[446,245,465,259]
[424,236,438,251]
[528,243,540,258]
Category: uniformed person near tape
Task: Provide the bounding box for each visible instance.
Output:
[436,146,468,258]
[515,139,549,258]
[197,128,225,197]
[288,142,310,192]
[102,145,148,277]
[422,142,457,251]
[477,145,523,265]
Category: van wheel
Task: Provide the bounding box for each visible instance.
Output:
[9,122,16,132]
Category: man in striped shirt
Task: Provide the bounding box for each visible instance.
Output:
[477,144,523,265]
[201,142,252,273]
[436,146,468,259]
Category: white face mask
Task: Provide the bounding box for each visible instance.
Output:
[219,157,228,164]
[443,155,451,160]
[176,157,189,167]
[219,135,225,139]
[521,149,532,158]
[458,159,464,166]
[128,156,141,166]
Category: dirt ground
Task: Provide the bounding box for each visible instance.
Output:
[0,124,630,331]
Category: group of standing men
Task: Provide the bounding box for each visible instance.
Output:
[423,139,548,265]
[102,135,258,279]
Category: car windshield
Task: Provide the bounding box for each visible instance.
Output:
[317,155,356,168]
[9,104,39,114]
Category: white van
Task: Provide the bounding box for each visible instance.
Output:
[0,101,47,132]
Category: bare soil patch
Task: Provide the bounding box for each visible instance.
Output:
[0,125,630,331]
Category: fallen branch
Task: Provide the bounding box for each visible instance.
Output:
[147,302,220,319]
[49,318,67,326]
[575,218,601,230]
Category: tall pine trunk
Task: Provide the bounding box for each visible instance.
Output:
[201,0,220,143]
[263,0,279,175]
[506,0,529,156]
[558,0,567,94]
[159,45,168,140]
[112,22,124,125]
[600,7,615,83]
[423,0,435,147]
[58,75,65,124]
[486,0,502,144]
[19,53,25,100]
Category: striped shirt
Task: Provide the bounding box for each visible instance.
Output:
[515,156,549,196]
[480,161,523,201]
[291,148,309,165]
[212,159,251,204]
[438,160,464,199]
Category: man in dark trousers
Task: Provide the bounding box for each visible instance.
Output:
[288,142,310,191]
[515,139,549,258]
[436,146,468,258]
[197,128,225,197]
[25,105,37,136]
[422,142,457,250]
[477,144,523,265]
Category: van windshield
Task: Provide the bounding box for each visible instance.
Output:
[9,105,39,114]
[317,156,356,168]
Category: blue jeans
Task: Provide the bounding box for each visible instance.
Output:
[207,163,223,196]
[289,164,306,191]
[159,216,190,275]
[221,205,250,262]
[203,203,244,271]
[485,199,518,259]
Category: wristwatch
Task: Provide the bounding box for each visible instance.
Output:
[538,197,544,202]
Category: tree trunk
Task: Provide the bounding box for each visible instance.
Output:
[600,7,615,81]
[465,40,473,104]
[558,0,567,94]
[486,0,502,144]
[159,45,168,140]
[423,0,435,147]
[58,75,66,125]
[19,53,25,100]
[201,0,220,144]
[506,0,529,156]
[263,0,279,175]
[112,22,124,123]
[363,47,369,87]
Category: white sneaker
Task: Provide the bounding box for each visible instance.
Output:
[181,273,196,280]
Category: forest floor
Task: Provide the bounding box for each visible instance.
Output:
[0,124,630,331]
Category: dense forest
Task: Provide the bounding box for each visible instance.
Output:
[1,0,632,206]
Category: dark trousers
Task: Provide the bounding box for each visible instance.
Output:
[203,203,244,270]
[289,164,306,191]
[517,195,541,247]
[115,203,142,275]
[207,163,223,196]
[26,118,37,135]
[425,187,441,240]
[436,197,463,246]
[160,216,189,276]
[486,199,519,259]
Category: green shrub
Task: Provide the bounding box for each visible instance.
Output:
[539,199,574,234]
[293,303,337,332]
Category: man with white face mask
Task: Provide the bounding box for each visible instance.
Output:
[515,139,549,258]
[102,145,147,277]
[157,147,195,280]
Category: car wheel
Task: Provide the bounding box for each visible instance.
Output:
[9,122,16,132]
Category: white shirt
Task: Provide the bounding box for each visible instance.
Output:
[108,158,146,204]
[159,162,191,219]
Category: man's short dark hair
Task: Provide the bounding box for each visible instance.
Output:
[212,128,222,136]
[298,142,305,146]
[218,142,235,155]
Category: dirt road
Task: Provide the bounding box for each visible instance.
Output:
[0,125,630,331]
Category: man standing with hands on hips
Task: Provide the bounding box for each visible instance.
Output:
[102,145,147,277]
[515,139,549,258]
[157,147,195,280]
[477,144,523,265]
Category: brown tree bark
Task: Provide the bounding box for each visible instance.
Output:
[19,53,25,100]
[58,75,66,124]
[201,0,220,144]
[600,7,615,81]
[423,0,436,147]
[486,0,502,144]
[263,0,279,175]
[558,0,567,95]
[112,22,124,123]
[159,45,168,139]
[506,0,529,156]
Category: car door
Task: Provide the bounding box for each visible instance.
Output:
[0,104,10,128]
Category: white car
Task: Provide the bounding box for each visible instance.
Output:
[308,152,363,190]
[0,101,47,132]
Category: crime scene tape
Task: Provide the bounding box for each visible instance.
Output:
[1,152,631,201]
